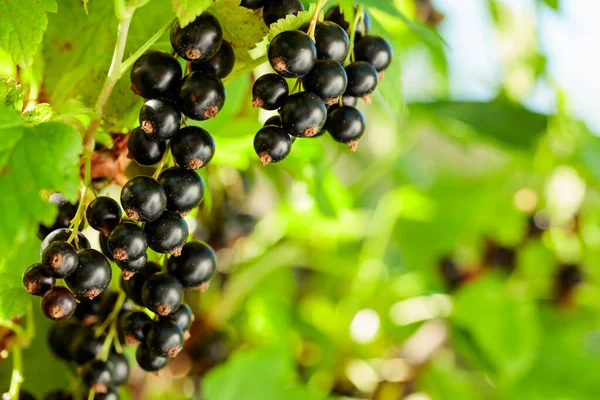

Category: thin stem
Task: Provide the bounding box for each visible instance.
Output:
[99,322,117,362]
[0,320,26,339]
[67,185,89,247]
[345,4,364,65]
[307,0,327,40]
[152,142,171,179]
[8,345,22,399]
[95,292,126,335]
[87,388,95,400]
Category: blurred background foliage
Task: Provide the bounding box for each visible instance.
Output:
[1,0,600,399]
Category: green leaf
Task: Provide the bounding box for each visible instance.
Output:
[22,103,56,123]
[0,77,23,112]
[377,40,403,112]
[540,0,559,10]
[0,272,29,319]
[172,0,212,28]
[45,0,58,12]
[0,0,48,66]
[364,0,401,17]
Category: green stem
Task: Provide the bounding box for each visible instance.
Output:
[152,142,172,179]
[67,185,89,247]
[307,0,327,40]
[8,344,22,399]
[99,322,117,362]
[0,320,26,339]
[345,4,364,65]
[95,292,126,335]
[223,55,268,84]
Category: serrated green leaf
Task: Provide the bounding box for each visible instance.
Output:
[0,0,48,67]
[172,0,212,28]
[22,103,56,123]
[0,78,23,112]
[45,0,58,12]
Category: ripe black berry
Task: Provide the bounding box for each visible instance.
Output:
[127,127,167,166]
[268,30,316,78]
[146,319,185,358]
[252,73,289,110]
[354,35,393,72]
[40,229,90,256]
[158,167,205,214]
[144,211,189,255]
[70,327,105,365]
[86,196,121,236]
[135,344,169,372]
[107,352,130,386]
[121,261,161,306]
[37,193,79,240]
[170,12,223,61]
[313,21,350,63]
[108,222,148,261]
[254,126,292,165]
[327,106,366,151]
[91,388,118,400]
[191,40,235,79]
[302,59,348,104]
[139,99,181,141]
[179,72,226,121]
[281,92,327,137]
[48,319,82,360]
[325,5,372,40]
[23,263,55,296]
[341,94,357,107]
[264,115,282,127]
[117,253,147,280]
[263,0,304,26]
[41,241,79,278]
[81,360,112,394]
[65,249,112,300]
[167,241,216,289]
[161,303,194,332]
[41,286,77,320]
[345,61,378,98]
[98,234,114,261]
[130,50,182,99]
[240,0,265,9]
[142,273,184,316]
[120,176,167,222]
[118,311,152,345]
[170,126,216,169]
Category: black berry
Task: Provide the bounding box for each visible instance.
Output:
[313,21,350,63]
[48,319,82,360]
[23,263,55,296]
[127,127,167,166]
[91,388,118,400]
[161,303,194,332]
[37,193,79,240]
[120,176,167,222]
[121,261,161,306]
[264,115,282,127]
[327,106,366,151]
[341,94,357,107]
[139,99,181,141]
[281,92,327,137]
[170,126,216,169]
[170,12,223,61]
[354,35,393,72]
[41,286,77,320]
[118,311,152,345]
[141,272,184,316]
[98,234,114,261]
[69,327,104,365]
[81,360,112,394]
[86,196,121,236]
[158,167,205,214]
[135,344,169,372]
[130,50,182,99]
[191,40,235,79]
[107,351,130,386]
[108,222,148,262]
[144,211,189,255]
[252,73,289,110]
[40,229,90,256]
[41,241,79,278]
[263,0,304,26]
[345,61,378,98]
[302,59,348,104]
[179,72,226,120]
[254,126,292,165]
[167,241,216,289]
[240,0,265,9]
[146,319,185,358]
[65,249,112,300]
[325,5,372,40]
[116,253,148,280]
[268,30,316,78]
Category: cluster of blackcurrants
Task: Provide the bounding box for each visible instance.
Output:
[240,0,305,26]
[251,5,392,164]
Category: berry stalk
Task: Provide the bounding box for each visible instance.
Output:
[0,320,28,399]
[345,4,365,65]
[307,0,327,40]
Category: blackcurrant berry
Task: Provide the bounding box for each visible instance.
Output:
[252,74,289,110]
[264,115,282,127]
[170,126,216,169]
[240,0,265,9]
[106,351,130,386]
[99,234,114,261]
[144,211,189,255]
[41,286,77,320]
[70,327,105,365]
[158,167,205,214]
[118,311,152,345]
[345,61,378,98]
[41,241,79,278]
[170,12,223,61]
[120,176,167,222]
[40,229,90,257]
[48,319,83,360]
[116,253,148,280]
[312,21,350,63]
[146,319,185,358]
[354,35,393,72]
[327,106,366,151]
[281,92,327,137]
[325,5,372,40]
[74,296,103,325]
[179,72,226,120]
[37,193,79,240]
[254,126,292,165]
[191,40,235,79]
[263,0,304,26]
[108,222,148,261]
[161,303,194,332]
[65,249,112,300]
[341,94,358,107]
[121,261,161,306]
[141,272,184,316]
[23,263,55,296]
[135,344,169,372]
[167,241,216,289]
[90,388,118,400]
[268,30,316,78]
[130,50,182,99]
[86,196,121,236]
[127,127,167,166]
[302,59,348,104]
[81,360,112,394]
[139,99,181,141]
